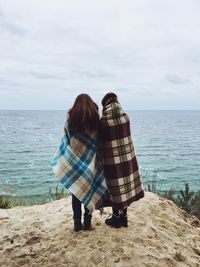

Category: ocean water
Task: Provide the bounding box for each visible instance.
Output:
[0,110,199,198]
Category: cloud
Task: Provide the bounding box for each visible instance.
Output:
[71,68,115,79]
[0,8,27,36]
[0,0,200,109]
[165,74,191,85]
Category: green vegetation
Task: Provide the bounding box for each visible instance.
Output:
[48,186,65,201]
[0,182,200,220]
[0,195,12,209]
[175,183,195,213]
[0,185,68,209]
[147,182,200,219]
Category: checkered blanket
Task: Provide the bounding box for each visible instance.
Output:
[51,125,108,211]
[99,102,144,209]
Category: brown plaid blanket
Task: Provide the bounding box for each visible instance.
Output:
[99,101,144,209]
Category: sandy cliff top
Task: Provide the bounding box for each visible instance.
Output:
[0,192,200,267]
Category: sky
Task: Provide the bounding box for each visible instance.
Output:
[0,0,200,110]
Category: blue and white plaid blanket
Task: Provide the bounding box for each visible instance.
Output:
[51,126,108,211]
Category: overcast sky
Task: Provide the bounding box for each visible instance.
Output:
[0,0,200,110]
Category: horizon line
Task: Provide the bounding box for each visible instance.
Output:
[0,109,200,111]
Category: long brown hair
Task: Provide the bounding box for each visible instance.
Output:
[67,94,99,134]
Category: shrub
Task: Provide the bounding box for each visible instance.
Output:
[191,190,200,219]
[0,196,12,209]
[175,183,195,214]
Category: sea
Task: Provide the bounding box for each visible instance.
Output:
[0,110,199,200]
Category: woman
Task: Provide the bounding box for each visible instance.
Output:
[51,94,107,232]
[99,92,144,228]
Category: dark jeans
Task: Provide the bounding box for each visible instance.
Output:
[72,194,91,221]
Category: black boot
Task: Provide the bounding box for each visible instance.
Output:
[120,214,128,227]
[72,195,82,232]
[105,208,121,228]
[120,215,128,227]
[83,207,92,230]
[83,216,92,230]
[105,214,121,228]
[120,208,128,227]
[74,220,82,232]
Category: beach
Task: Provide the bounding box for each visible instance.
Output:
[0,192,199,267]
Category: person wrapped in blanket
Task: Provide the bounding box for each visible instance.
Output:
[51,94,107,232]
[98,92,144,228]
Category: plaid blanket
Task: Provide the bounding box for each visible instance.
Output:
[99,102,144,209]
[51,125,108,211]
